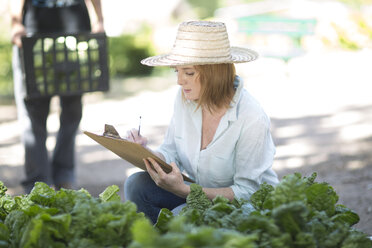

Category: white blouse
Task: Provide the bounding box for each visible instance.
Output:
[157,76,279,200]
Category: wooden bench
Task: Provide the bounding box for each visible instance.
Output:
[237,15,317,60]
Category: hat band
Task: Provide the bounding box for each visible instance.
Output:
[167,54,233,64]
[174,39,231,50]
[172,46,231,58]
[176,31,229,41]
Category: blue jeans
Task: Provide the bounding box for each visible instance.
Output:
[13,46,82,193]
[124,171,186,224]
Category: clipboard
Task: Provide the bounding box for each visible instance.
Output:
[83,124,194,183]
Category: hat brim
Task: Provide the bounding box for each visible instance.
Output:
[141,47,259,67]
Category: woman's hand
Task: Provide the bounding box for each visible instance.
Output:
[126,128,148,146]
[143,157,189,198]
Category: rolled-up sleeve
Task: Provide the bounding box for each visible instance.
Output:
[230,115,277,200]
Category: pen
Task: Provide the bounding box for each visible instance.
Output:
[138,116,142,136]
[130,131,135,141]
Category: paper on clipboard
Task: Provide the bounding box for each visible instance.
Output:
[83,125,194,183]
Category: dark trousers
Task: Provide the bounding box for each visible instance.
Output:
[124,171,186,224]
[13,46,82,193]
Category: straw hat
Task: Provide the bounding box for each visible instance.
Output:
[141,20,258,66]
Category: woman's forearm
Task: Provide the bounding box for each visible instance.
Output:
[203,187,235,201]
[176,184,234,201]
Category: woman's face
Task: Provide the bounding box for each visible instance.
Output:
[174,66,201,101]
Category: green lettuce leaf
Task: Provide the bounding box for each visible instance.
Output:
[131,215,258,248]
[332,205,360,226]
[4,210,30,247]
[28,182,57,207]
[309,211,349,247]
[269,173,309,208]
[272,201,308,238]
[305,182,338,216]
[250,182,274,211]
[0,221,9,247]
[0,182,7,197]
[130,218,159,247]
[341,229,372,248]
[99,185,121,202]
[155,208,174,233]
[181,184,212,213]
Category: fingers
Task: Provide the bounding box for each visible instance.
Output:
[144,158,160,184]
[131,128,140,140]
[169,162,180,174]
[143,158,155,174]
[146,157,166,177]
[143,157,167,184]
[126,128,148,146]
[144,159,185,196]
[170,162,178,170]
[126,129,136,142]
[126,128,140,141]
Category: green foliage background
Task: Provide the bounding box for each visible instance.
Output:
[186,0,224,19]
[338,0,372,7]
[108,26,155,78]
[0,39,13,98]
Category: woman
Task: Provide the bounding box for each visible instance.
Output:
[124,21,278,223]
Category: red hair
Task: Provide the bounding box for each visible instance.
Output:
[193,63,236,112]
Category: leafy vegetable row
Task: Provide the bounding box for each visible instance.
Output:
[1,172,371,247]
[0,183,144,247]
[149,172,372,248]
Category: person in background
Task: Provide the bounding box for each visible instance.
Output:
[124,20,279,224]
[10,0,104,193]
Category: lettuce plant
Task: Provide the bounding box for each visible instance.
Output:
[0,182,145,248]
[153,172,372,248]
[1,173,371,248]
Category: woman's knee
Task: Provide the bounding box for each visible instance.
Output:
[124,171,151,201]
[171,203,187,216]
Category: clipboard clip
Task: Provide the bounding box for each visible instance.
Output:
[103,124,122,139]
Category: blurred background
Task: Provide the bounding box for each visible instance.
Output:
[0,0,371,235]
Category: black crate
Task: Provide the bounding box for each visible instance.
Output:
[21,32,109,99]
